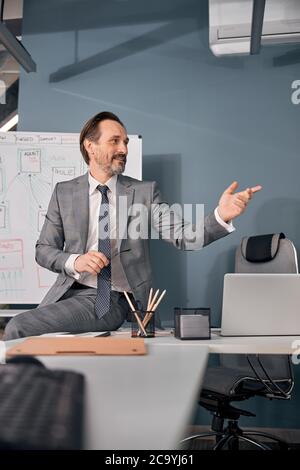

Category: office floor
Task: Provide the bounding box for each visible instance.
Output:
[182,426,300,450]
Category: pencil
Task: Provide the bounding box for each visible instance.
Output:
[142,289,160,327]
[143,289,167,328]
[148,289,160,312]
[146,288,153,311]
[123,291,147,336]
[152,289,166,311]
[137,288,154,336]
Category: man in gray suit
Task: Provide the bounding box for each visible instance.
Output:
[4,112,261,340]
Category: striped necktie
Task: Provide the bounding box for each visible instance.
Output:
[94,184,111,319]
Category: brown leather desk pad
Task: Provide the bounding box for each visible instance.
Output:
[6,337,146,356]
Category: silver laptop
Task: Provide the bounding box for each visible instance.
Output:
[221,273,300,336]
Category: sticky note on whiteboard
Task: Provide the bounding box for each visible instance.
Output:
[0,239,24,270]
[52,167,75,187]
[19,149,41,173]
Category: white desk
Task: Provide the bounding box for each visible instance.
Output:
[4,337,208,450]
[4,329,300,449]
[153,329,300,355]
[0,310,28,318]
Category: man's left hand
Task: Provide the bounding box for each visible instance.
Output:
[217,181,262,223]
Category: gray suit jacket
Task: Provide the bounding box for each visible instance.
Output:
[36,173,230,310]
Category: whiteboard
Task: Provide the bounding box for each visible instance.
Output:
[0,131,142,304]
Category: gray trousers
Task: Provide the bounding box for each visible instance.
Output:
[3,287,133,341]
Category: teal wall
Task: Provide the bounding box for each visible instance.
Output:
[18,0,300,429]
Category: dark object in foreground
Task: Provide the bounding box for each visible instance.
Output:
[0,356,84,449]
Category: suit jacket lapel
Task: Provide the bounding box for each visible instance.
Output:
[73,172,89,252]
[116,175,134,251]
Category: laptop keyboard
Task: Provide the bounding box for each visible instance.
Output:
[0,362,84,449]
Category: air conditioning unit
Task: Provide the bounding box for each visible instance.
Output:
[209,0,300,56]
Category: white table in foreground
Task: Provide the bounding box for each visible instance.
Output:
[0,310,28,318]
[5,338,208,450]
[5,328,299,449]
[152,329,300,354]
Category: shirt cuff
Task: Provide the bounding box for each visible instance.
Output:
[64,254,81,280]
[214,207,235,233]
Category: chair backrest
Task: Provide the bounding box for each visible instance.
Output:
[235,233,298,274]
[220,233,297,386]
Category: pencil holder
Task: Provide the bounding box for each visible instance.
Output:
[131,310,155,338]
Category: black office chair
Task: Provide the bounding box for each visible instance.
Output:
[181,233,297,450]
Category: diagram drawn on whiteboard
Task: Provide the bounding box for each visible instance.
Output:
[0,132,142,304]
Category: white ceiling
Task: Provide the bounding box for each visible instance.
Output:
[3,0,23,20]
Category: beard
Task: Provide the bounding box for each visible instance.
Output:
[97,154,126,176]
[110,154,126,175]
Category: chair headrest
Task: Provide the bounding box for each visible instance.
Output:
[241,233,286,263]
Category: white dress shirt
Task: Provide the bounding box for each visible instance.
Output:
[64,173,131,292]
[65,173,235,289]
[214,207,235,233]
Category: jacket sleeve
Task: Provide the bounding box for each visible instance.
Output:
[150,182,230,251]
[35,183,71,273]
